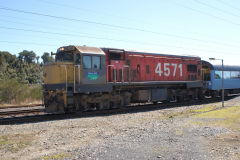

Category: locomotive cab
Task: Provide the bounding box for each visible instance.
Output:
[43,45,112,113]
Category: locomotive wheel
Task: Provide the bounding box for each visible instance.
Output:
[45,101,64,113]
[123,95,131,106]
[176,96,184,102]
[102,99,110,110]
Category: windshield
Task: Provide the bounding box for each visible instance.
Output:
[56,51,73,62]
[83,55,101,69]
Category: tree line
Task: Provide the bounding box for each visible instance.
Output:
[0,50,54,84]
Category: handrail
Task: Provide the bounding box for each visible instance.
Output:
[107,65,115,83]
[74,65,81,93]
[122,65,130,83]
[107,64,130,84]
[74,66,76,93]
[78,65,81,86]
[60,65,68,92]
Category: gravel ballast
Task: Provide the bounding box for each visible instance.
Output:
[0,97,239,160]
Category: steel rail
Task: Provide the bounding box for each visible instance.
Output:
[0,104,43,109]
[0,108,44,116]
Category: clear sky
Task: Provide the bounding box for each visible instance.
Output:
[0,0,240,65]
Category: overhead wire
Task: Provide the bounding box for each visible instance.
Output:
[170,0,240,26]
[0,18,113,38]
[33,0,240,43]
[217,0,240,12]
[0,13,121,35]
[2,14,240,55]
[0,39,238,56]
[0,6,239,48]
[0,26,239,56]
[0,40,57,46]
[0,2,240,57]
[2,15,240,50]
[193,0,240,18]
[36,0,151,26]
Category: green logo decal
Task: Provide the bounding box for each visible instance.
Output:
[88,72,99,80]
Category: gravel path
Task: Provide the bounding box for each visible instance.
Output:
[0,97,239,160]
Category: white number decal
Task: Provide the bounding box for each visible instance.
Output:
[164,63,170,76]
[155,63,183,77]
[179,64,183,77]
[171,63,177,76]
[155,63,163,76]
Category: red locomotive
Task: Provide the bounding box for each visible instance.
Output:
[104,48,201,82]
[43,46,203,113]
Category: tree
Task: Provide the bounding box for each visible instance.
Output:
[0,50,43,84]
[0,51,16,65]
[36,56,40,64]
[41,52,54,64]
[18,50,36,64]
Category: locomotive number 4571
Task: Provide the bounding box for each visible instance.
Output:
[155,63,183,77]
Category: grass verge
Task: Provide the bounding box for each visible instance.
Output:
[192,105,240,131]
[0,133,35,153]
[0,79,42,105]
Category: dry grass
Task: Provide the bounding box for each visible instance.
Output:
[0,79,42,105]
[42,153,72,160]
[193,105,240,131]
[0,133,35,153]
[190,104,220,113]
[0,100,42,108]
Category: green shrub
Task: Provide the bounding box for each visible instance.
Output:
[0,79,42,104]
[24,85,42,102]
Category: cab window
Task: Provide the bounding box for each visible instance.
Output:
[83,55,101,69]
[83,56,91,69]
[92,56,100,69]
[56,52,73,62]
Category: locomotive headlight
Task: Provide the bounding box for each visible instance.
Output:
[60,47,65,51]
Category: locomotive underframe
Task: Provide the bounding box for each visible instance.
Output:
[43,81,204,113]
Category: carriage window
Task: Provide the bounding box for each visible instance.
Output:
[92,56,100,69]
[230,71,240,79]
[224,71,230,79]
[214,71,221,79]
[83,56,91,69]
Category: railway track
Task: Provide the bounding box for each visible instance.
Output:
[0,104,45,118]
[0,104,43,109]
[0,108,44,116]
[0,95,237,125]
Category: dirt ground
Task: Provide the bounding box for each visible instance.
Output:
[0,96,239,160]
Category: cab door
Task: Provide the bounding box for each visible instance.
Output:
[81,54,106,85]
